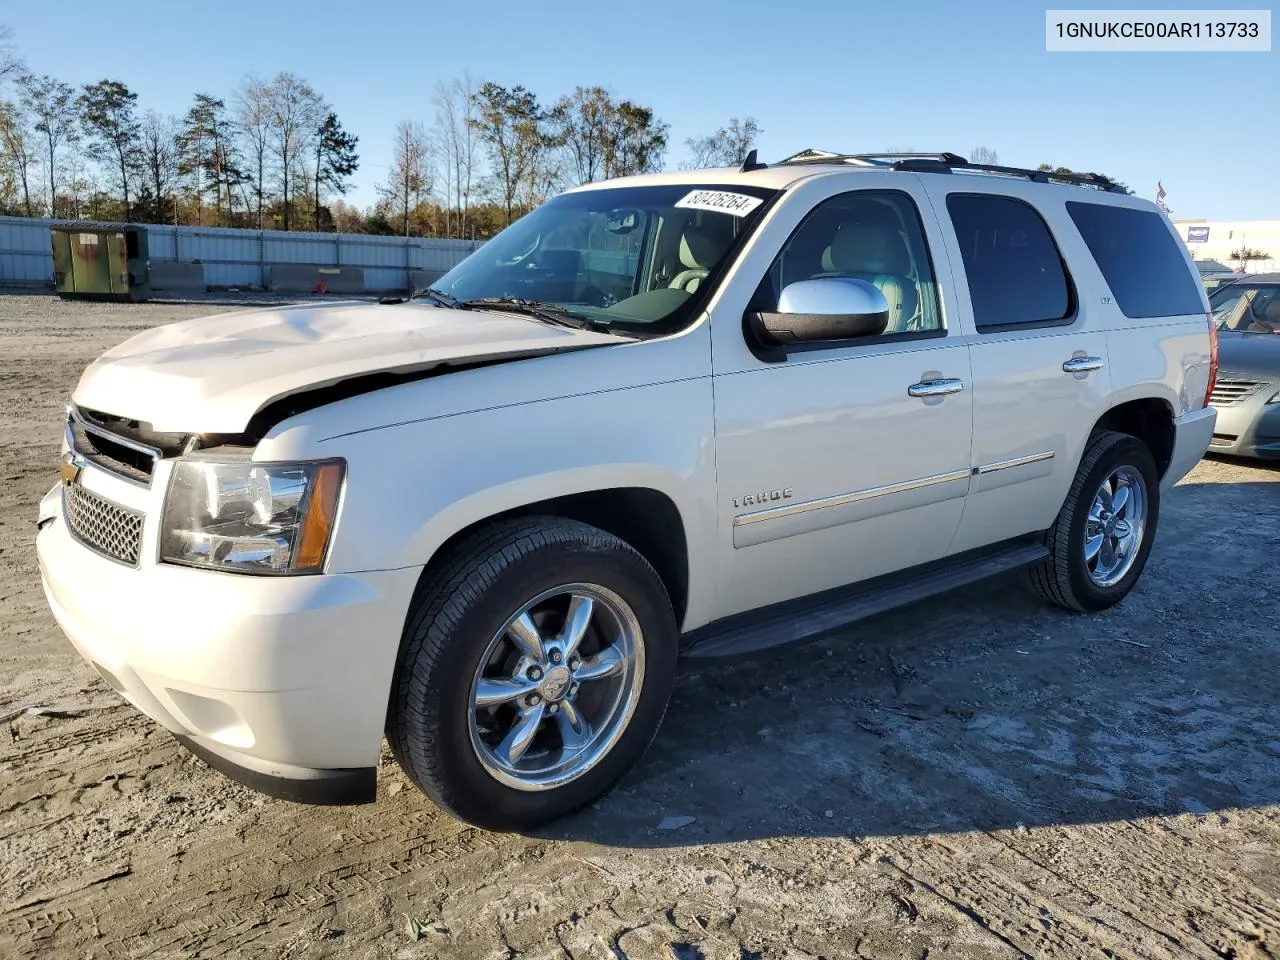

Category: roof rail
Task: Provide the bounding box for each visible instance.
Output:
[774,150,1128,193]
[777,150,968,167]
[777,148,855,164]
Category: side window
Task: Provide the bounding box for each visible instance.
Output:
[946,194,1073,332]
[1065,201,1205,318]
[752,191,944,336]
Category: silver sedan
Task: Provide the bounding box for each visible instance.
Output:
[1207,273,1280,460]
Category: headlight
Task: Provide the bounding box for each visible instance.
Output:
[1268,391,1280,404]
[160,457,345,575]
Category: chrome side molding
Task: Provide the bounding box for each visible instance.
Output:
[974,450,1056,475]
[734,468,972,527]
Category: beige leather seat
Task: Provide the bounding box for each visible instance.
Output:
[669,219,735,294]
[815,225,919,332]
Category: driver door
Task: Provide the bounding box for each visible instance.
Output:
[708,180,975,620]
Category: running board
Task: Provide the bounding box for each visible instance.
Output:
[680,539,1049,660]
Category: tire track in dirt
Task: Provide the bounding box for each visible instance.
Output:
[999,818,1280,959]
[872,835,1204,959]
[2,718,533,959]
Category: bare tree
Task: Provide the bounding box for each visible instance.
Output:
[234,75,272,228]
[378,120,430,237]
[432,73,481,238]
[0,25,23,89]
[18,74,77,217]
[0,99,39,215]
[683,133,722,169]
[60,151,94,219]
[684,116,760,168]
[263,72,323,230]
[138,110,179,223]
[969,146,999,165]
[526,144,567,208]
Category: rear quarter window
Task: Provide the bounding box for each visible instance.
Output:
[1065,201,1205,318]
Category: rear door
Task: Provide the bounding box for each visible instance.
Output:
[922,184,1113,554]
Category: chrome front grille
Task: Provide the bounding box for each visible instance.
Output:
[65,407,162,487]
[1209,375,1266,407]
[63,482,144,566]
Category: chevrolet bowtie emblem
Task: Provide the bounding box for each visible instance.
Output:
[60,453,83,486]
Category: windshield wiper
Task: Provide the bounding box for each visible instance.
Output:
[410,287,462,308]
[460,297,603,332]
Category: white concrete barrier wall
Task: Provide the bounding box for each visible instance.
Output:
[149,261,206,294]
[0,216,485,292]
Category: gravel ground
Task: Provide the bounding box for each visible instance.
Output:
[1,293,1278,960]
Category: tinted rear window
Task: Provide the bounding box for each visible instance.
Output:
[1066,202,1205,318]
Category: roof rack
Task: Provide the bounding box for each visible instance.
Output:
[774,150,1128,193]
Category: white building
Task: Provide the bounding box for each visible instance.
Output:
[1172,219,1280,274]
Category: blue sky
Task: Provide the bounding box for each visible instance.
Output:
[5,0,1275,219]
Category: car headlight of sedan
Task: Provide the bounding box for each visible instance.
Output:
[1268,390,1280,404]
[160,457,345,575]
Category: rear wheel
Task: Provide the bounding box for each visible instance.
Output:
[1027,430,1161,612]
[388,516,678,831]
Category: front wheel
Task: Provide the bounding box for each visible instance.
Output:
[1027,430,1161,612]
[387,517,678,831]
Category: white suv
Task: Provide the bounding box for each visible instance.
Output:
[36,151,1219,830]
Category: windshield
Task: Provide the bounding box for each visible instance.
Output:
[427,183,778,335]
[1209,282,1280,334]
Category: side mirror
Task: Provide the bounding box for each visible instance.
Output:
[750,278,889,346]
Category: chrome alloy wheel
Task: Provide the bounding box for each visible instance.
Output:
[1084,464,1148,588]
[467,583,645,791]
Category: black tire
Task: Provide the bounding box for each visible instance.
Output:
[1026,429,1161,613]
[387,516,678,831]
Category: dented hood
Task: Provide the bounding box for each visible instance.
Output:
[71,299,619,433]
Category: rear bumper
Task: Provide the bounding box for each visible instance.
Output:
[36,482,421,802]
[1163,406,1217,489]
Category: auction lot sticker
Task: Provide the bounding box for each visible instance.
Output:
[1046,9,1271,50]
[674,190,764,217]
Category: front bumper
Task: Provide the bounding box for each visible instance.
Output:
[1208,394,1280,460]
[36,480,421,804]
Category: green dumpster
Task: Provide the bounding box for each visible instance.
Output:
[50,221,152,302]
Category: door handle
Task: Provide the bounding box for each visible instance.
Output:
[1062,356,1105,374]
[908,378,965,398]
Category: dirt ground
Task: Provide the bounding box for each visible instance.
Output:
[1,293,1278,960]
